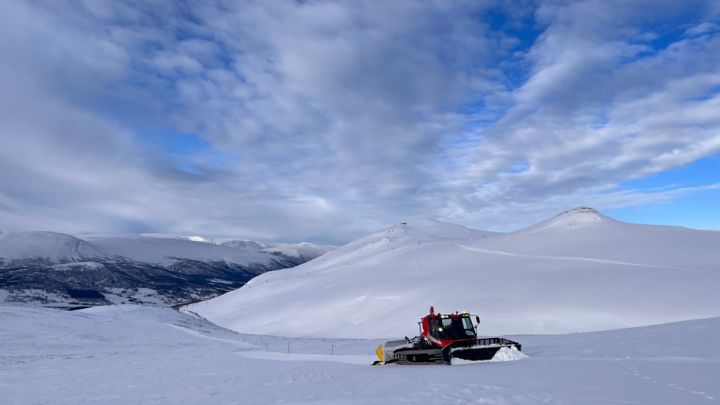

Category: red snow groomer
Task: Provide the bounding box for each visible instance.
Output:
[373,306,522,365]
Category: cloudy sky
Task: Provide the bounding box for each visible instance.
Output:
[1,0,719,243]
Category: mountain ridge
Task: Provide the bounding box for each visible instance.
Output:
[0,232,330,307]
[190,207,720,339]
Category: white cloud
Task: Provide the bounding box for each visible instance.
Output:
[0,0,718,242]
[439,2,720,228]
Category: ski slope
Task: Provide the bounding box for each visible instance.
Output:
[1,304,718,404]
[191,209,720,338]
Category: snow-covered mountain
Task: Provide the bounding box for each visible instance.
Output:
[221,240,267,250]
[0,231,105,261]
[479,207,719,270]
[190,209,720,339]
[87,235,274,265]
[0,232,327,307]
[260,242,335,261]
[220,240,335,262]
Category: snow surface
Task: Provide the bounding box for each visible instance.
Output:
[1,304,718,404]
[191,210,720,338]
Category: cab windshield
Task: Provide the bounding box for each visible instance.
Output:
[430,316,476,339]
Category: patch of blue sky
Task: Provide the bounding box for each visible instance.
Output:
[148,8,235,74]
[621,10,715,65]
[488,7,543,90]
[451,10,543,137]
[459,113,502,137]
[175,161,202,176]
[606,152,720,229]
[485,6,543,54]
[647,25,688,48]
[615,152,720,190]
[134,128,241,175]
[590,113,610,129]
[693,83,720,102]
[606,187,720,230]
[136,128,210,155]
[510,161,531,174]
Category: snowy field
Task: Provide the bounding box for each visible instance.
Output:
[1,304,718,404]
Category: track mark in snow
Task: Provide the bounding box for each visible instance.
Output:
[629,364,717,401]
[236,350,373,365]
[456,245,697,272]
[165,324,256,349]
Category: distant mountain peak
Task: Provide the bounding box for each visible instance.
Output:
[561,207,601,215]
[521,207,617,233]
[221,240,267,250]
[553,207,609,222]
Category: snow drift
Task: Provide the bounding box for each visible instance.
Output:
[190,209,720,338]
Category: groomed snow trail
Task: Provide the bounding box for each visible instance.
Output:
[1,305,718,405]
[456,244,700,272]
